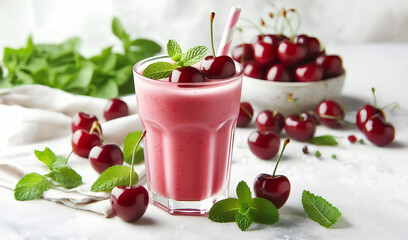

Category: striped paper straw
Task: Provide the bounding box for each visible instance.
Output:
[217,6,242,56]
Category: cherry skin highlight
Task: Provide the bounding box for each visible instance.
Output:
[110,185,149,222]
[254,174,290,209]
[266,63,293,82]
[356,104,385,131]
[232,43,254,63]
[316,100,345,128]
[243,60,264,79]
[72,112,101,135]
[201,55,236,79]
[237,102,254,127]
[255,110,284,134]
[169,66,205,83]
[104,99,129,121]
[71,129,103,158]
[247,130,281,160]
[284,113,316,141]
[362,115,395,146]
[89,144,124,174]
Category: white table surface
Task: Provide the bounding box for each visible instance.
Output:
[1,44,408,240]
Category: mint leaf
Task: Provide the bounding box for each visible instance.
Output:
[310,135,338,146]
[302,190,342,228]
[14,173,49,201]
[315,150,322,158]
[235,212,252,231]
[167,40,182,62]
[250,197,279,225]
[50,156,68,171]
[50,165,82,189]
[34,147,56,169]
[91,165,138,192]
[112,17,130,42]
[208,198,239,222]
[123,131,144,165]
[180,46,208,66]
[142,61,176,80]
[236,181,252,204]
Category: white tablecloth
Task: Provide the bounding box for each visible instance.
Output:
[0,44,407,239]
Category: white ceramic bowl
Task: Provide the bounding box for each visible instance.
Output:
[240,73,346,116]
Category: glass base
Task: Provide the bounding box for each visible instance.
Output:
[150,188,228,216]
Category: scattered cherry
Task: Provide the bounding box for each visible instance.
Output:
[362,115,395,146]
[348,135,357,143]
[89,144,124,174]
[254,138,291,209]
[71,129,103,158]
[104,98,129,121]
[284,113,316,142]
[72,112,101,135]
[237,102,254,127]
[302,145,309,154]
[110,131,148,222]
[294,62,323,82]
[316,100,345,128]
[248,130,280,160]
[169,67,205,83]
[356,104,385,131]
[255,110,284,134]
[110,185,149,222]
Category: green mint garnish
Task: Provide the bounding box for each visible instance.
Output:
[91,165,138,192]
[209,181,279,231]
[14,148,83,201]
[123,131,145,165]
[142,39,208,80]
[310,135,338,146]
[302,190,342,228]
[14,173,49,201]
[331,154,337,159]
[315,150,322,158]
[359,139,365,144]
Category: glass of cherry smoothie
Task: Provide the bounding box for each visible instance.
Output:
[133,55,243,215]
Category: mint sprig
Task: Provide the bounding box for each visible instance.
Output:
[302,190,342,228]
[209,181,279,231]
[14,148,83,201]
[142,39,208,79]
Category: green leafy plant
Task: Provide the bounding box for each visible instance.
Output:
[0,17,161,98]
[14,147,82,201]
[209,181,279,231]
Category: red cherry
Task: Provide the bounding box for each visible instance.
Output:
[277,40,307,66]
[243,60,264,79]
[284,113,316,141]
[253,34,288,46]
[294,34,321,60]
[348,135,357,143]
[169,66,205,83]
[71,129,103,158]
[237,102,254,127]
[362,115,395,146]
[254,174,290,209]
[255,110,284,134]
[252,41,278,66]
[232,43,254,63]
[89,144,124,174]
[316,100,345,128]
[356,104,385,131]
[201,55,236,79]
[316,55,344,79]
[265,63,293,82]
[110,185,149,222]
[72,112,101,135]
[294,62,323,82]
[248,130,280,160]
[104,99,129,121]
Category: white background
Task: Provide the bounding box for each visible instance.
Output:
[1,0,408,57]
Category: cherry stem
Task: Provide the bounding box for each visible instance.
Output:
[129,131,146,188]
[371,87,377,107]
[66,149,73,162]
[287,93,301,115]
[381,101,399,110]
[89,121,107,143]
[272,138,290,177]
[241,17,264,36]
[282,8,295,41]
[210,12,216,58]
[240,104,253,119]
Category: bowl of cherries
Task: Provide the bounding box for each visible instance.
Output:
[234,8,345,116]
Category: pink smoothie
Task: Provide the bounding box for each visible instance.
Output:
[134,57,243,202]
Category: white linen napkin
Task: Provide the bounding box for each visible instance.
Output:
[0,84,144,217]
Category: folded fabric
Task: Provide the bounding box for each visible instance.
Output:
[0,84,144,217]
